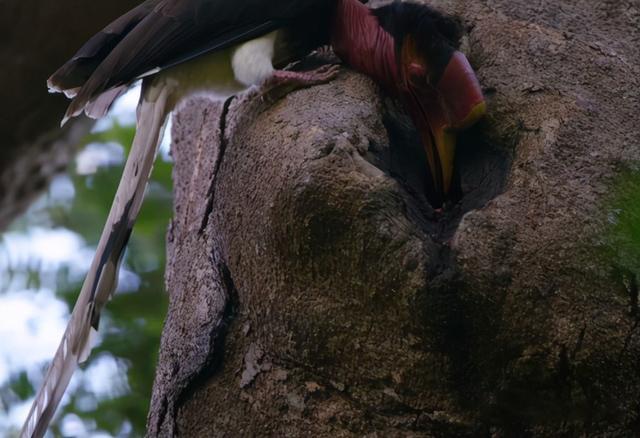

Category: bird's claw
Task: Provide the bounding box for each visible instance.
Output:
[271,64,340,87]
[309,64,341,83]
[258,64,341,104]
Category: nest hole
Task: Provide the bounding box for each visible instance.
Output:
[378,101,512,242]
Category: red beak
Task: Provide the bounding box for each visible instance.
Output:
[401,51,486,203]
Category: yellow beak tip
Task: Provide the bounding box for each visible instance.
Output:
[457,101,487,130]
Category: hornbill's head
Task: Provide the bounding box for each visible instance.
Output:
[374,2,486,205]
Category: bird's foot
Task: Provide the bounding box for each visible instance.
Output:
[273,64,340,86]
[259,64,340,103]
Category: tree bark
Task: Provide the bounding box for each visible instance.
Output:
[148,0,640,436]
[0,0,141,230]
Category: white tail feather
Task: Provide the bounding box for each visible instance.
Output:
[20,81,171,438]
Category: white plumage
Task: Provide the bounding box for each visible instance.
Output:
[232,31,277,86]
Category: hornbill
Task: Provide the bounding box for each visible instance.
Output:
[21,0,484,436]
[332,0,486,205]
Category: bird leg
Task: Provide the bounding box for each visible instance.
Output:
[259,64,340,103]
[273,64,340,86]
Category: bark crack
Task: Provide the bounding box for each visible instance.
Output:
[172,262,239,433]
[199,95,236,234]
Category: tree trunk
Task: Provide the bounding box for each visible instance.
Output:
[148,0,640,436]
[0,0,141,230]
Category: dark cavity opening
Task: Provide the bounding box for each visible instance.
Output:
[376,99,512,242]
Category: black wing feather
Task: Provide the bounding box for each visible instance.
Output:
[53,0,331,120]
[48,0,162,93]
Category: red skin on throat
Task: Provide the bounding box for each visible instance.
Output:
[330,0,400,94]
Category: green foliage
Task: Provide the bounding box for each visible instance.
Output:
[605,168,640,272]
[0,120,171,436]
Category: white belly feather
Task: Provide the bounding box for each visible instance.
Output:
[231,31,277,86]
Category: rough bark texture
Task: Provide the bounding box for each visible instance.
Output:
[148,0,640,436]
[0,0,141,230]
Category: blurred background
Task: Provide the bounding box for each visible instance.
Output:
[0,88,172,437]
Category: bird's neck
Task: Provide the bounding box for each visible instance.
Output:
[330,0,399,93]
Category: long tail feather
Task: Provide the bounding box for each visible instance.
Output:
[20,81,171,438]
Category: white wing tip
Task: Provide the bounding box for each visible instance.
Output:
[47,79,79,99]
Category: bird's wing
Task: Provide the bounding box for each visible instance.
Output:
[47,0,162,94]
[53,0,329,121]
